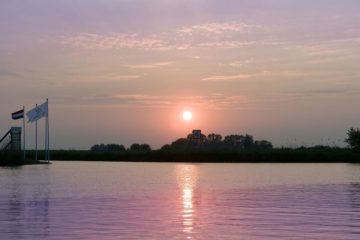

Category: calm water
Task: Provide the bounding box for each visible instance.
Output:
[1,162,360,239]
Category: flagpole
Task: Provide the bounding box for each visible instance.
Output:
[46,98,50,162]
[44,104,48,162]
[23,106,26,161]
[35,104,38,162]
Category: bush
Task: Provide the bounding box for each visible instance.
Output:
[345,127,360,151]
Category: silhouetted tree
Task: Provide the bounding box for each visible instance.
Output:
[108,144,126,151]
[254,140,273,150]
[243,134,254,149]
[161,144,172,151]
[223,135,243,148]
[207,133,222,143]
[224,134,253,149]
[170,138,189,151]
[161,132,273,152]
[346,127,360,151]
[90,144,126,152]
[140,144,152,152]
[130,144,141,151]
[130,143,152,152]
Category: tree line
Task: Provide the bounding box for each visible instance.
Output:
[161,133,273,151]
[90,128,360,153]
[91,143,151,152]
[90,132,273,152]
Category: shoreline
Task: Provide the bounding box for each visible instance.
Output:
[0,151,50,166]
[26,148,360,163]
[2,148,359,165]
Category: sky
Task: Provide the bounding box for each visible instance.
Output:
[1,0,360,149]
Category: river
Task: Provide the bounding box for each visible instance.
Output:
[1,162,360,239]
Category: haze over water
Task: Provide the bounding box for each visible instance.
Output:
[1,162,360,239]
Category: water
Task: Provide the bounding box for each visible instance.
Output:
[1,162,360,239]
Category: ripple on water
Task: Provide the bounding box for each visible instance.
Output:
[0,162,360,240]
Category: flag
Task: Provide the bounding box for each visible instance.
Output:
[26,101,48,123]
[11,109,24,120]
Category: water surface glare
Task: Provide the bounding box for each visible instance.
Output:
[1,162,360,239]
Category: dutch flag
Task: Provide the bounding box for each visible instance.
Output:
[11,109,24,120]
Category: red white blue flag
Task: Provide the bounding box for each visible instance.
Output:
[11,109,24,120]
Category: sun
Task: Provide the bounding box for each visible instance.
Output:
[182,111,193,121]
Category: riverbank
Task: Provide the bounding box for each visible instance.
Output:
[23,148,360,163]
[0,151,49,166]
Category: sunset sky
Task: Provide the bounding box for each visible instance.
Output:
[1,0,360,149]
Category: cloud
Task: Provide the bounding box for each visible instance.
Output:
[198,41,256,49]
[228,60,254,68]
[59,21,261,51]
[178,22,251,35]
[74,94,248,109]
[330,37,360,45]
[287,37,360,58]
[61,33,170,51]
[0,69,20,78]
[202,74,253,81]
[190,94,248,109]
[110,94,173,106]
[76,73,140,82]
[60,33,192,51]
[281,86,360,97]
[262,70,328,78]
[125,61,173,69]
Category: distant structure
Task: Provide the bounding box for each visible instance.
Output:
[192,130,202,139]
[10,127,22,150]
[0,127,22,151]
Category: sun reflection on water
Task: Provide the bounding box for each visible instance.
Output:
[176,165,198,239]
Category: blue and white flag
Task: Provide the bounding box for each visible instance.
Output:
[26,101,48,123]
[11,109,24,120]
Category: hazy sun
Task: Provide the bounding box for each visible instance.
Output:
[182,111,193,121]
